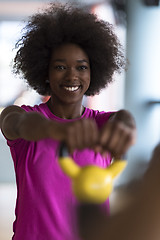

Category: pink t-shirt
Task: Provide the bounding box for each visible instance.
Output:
[5,103,114,240]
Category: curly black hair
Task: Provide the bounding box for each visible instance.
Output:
[13,2,126,96]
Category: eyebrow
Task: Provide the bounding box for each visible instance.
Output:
[53,59,89,64]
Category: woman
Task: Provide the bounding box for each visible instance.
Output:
[0,3,136,240]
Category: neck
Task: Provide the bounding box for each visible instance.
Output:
[47,98,84,119]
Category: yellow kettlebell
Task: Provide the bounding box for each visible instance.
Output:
[58,143,127,204]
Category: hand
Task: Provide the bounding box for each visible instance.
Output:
[55,110,136,157]
[62,118,99,154]
[95,110,136,159]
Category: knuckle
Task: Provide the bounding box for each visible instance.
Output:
[65,125,74,137]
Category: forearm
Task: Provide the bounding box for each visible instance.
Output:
[16,112,57,141]
[1,110,65,141]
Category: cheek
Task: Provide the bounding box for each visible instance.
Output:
[49,72,62,86]
[87,74,91,87]
[49,71,58,80]
[87,78,91,87]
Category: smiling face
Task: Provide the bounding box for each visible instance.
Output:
[48,43,91,106]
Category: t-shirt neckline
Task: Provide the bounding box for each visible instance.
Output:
[42,102,88,122]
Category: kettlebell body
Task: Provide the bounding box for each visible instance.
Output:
[59,155,127,204]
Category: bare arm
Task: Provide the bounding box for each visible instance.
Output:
[0,105,65,141]
[0,105,98,153]
[0,106,136,156]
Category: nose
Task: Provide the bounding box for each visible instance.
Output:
[65,67,78,81]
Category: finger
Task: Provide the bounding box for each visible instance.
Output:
[99,121,135,158]
[112,134,131,159]
[86,119,99,148]
[65,124,77,154]
[80,119,91,148]
[107,123,129,157]
[110,126,136,159]
[98,121,113,147]
[77,119,98,150]
[115,130,136,158]
[94,144,103,154]
[65,120,95,153]
[93,144,110,159]
[99,121,124,152]
[72,120,89,151]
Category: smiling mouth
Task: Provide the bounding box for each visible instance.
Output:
[62,86,81,92]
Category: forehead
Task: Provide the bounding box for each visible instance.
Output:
[51,43,89,62]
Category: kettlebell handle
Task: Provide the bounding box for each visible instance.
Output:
[58,142,127,161]
[59,142,69,158]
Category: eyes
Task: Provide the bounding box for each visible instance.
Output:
[54,65,89,71]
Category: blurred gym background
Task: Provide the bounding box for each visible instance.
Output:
[0,0,160,239]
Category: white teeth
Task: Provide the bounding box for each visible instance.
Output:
[63,86,79,91]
